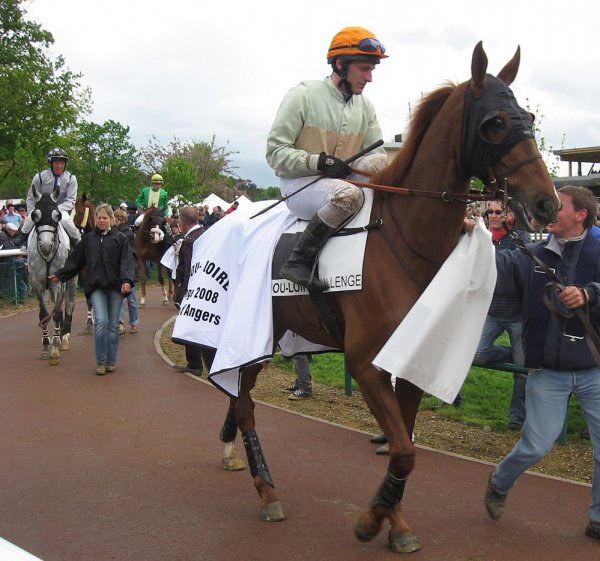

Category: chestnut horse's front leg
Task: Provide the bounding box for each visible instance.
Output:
[352,368,422,553]
[237,364,287,522]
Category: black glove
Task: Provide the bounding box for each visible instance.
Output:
[317,152,352,179]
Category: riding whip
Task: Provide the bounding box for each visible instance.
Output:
[250,139,384,219]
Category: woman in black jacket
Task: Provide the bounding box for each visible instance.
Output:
[49,203,136,375]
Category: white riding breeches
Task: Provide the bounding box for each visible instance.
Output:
[280,153,388,228]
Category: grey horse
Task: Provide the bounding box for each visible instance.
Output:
[27,184,77,364]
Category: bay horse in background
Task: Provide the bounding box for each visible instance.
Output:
[134,207,173,306]
[27,185,78,364]
[73,193,96,334]
[211,43,560,553]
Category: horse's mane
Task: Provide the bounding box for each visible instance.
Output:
[374,82,457,186]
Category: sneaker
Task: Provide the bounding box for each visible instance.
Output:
[375,442,390,455]
[484,475,507,521]
[288,388,312,401]
[96,364,107,376]
[106,365,116,373]
[130,325,138,334]
[118,322,125,335]
[173,364,202,376]
[585,519,600,539]
[283,384,298,394]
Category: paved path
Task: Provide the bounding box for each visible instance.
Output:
[0,289,597,560]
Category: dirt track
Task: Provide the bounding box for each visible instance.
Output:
[0,290,597,561]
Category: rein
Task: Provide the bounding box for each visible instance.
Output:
[510,231,600,367]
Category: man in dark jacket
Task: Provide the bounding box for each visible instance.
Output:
[484,185,600,541]
[173,206,204,376]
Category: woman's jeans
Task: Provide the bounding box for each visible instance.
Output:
[119,286,139,326]
[491,367,600,521]
[90,289,123,365]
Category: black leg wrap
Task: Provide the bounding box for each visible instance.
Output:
[371,472,407,510]
[219,406,238,443]
[242,429,274,487]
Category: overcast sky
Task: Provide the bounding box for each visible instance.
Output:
[26,0,600,188]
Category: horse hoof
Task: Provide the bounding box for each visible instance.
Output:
[388,531,421,554]
[60,340,70,352]
[49,356,60,366]
[222,457,247,471]
[354,514,381,542]
[41,351,50,360]
[162,300,170,306]
[260,501,287,522]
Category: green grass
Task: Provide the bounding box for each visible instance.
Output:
[274,332,588,437]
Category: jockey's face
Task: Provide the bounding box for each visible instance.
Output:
[343,60,376,95]
[151,182,162,192]
[50,160,66,176]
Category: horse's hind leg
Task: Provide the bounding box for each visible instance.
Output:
[138,259,147,307]
[237,365,287,522]
[159,265,169,305]
[220,401,247,471]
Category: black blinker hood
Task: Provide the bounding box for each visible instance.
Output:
[461,74,534,183]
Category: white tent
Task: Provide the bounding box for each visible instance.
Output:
[234,194,252,207]
[202,193,229,211]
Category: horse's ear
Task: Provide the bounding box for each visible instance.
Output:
[470,41,488,97]
[51,185,60,203]
[31,183,41,201]
[496,45,520,86]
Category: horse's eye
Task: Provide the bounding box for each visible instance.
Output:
[31,209,41,222]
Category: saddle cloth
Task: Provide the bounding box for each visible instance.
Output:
[171,194,373,397]
[172,196,496,402]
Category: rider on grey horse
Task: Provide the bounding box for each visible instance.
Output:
[16,147,81,249]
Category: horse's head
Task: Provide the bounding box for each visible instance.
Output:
[142,207,167,244]
[462,42,559,230]
[74,193,95,233]
[30,185,61,259]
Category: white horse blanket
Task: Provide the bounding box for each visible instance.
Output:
[172,196,495,401]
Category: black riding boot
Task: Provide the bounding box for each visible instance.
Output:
[279,215,336,292]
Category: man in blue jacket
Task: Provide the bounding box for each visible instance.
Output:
[484,185,600,541]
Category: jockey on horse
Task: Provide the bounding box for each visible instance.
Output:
[267,26,389,292]
[15,147,81,250]
[133,173,171,229]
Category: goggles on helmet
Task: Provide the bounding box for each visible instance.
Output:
[335,38,386,56]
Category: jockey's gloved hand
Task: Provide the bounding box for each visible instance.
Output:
[317,152,352,179]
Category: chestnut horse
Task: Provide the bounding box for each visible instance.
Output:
[73,193,96,334]
[209,43,560,553]
[134,207,173,306]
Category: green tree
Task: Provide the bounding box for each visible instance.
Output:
[68,120,141,204]
[0,0,90,193]
[138,134,239,202]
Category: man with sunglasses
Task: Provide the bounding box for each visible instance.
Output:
[471,200,531,428]
[484,185,600,541]
[267,26,388,291]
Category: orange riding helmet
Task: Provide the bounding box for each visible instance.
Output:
[327,26,388,64]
